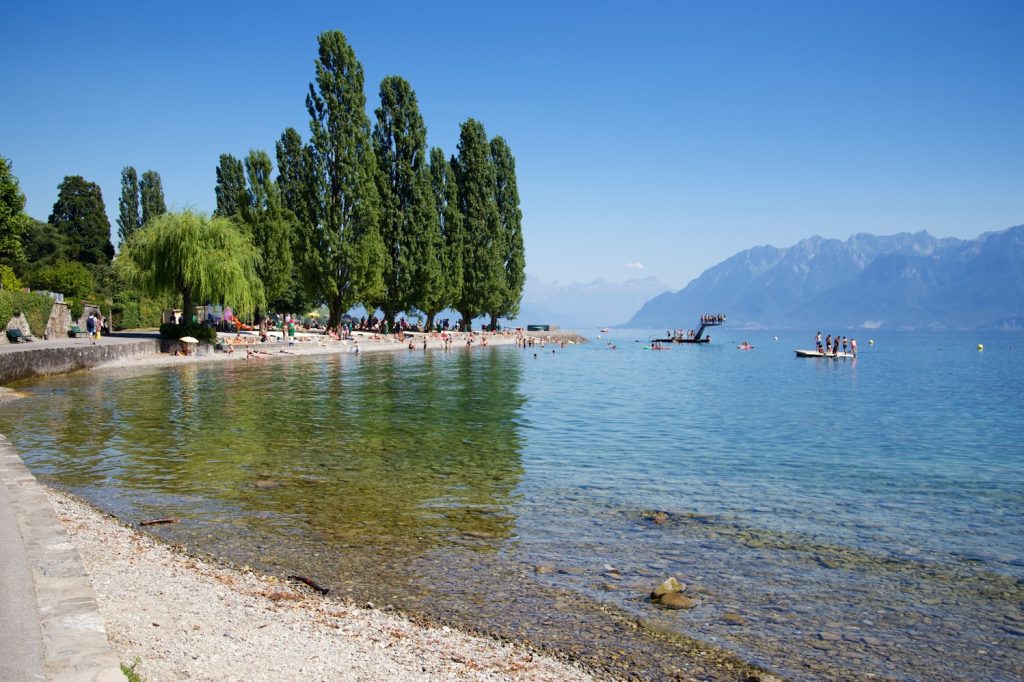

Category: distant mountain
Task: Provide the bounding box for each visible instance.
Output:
[517,275,671,328]
[623,225,1024,331]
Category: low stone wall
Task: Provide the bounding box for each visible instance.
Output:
[0,339,162,385]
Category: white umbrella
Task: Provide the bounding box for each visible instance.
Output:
[179,336,199,343]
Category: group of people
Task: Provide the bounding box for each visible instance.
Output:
[816,331,857,357]
[700,313,726,324]
[85,311,105,344]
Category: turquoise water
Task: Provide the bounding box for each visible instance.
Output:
[1,331,1022,680]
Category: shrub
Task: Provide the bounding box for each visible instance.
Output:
[0,290,54,337]
[27,260,94,299]
[158,321,216,343]
[0,265,21,291]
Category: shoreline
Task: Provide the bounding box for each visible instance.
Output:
[45,486,598,682]
[90,329,585,372]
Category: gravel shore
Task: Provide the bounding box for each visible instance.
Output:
[45,488,598,682]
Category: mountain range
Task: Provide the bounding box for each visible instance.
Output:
[516,275,670,328]
[622,225,1024,331]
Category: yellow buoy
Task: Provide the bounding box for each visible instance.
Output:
[977,344,984,351]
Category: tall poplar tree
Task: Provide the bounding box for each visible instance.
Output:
[116,166,141,247]
[274,128,316,313]
[489,136,525,325]
[372,75,436,327]
[140,170,167,225]
[48,176,114,265]
[214,154,246,218]
[275,128,314,229]
[0,156,29,264]
[238,149,295,317]
[304,30,385,327]
[452,119,503,330]
[421,147,463,330]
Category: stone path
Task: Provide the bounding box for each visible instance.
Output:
[0,434,123,681]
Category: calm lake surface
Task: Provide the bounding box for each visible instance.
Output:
[2,330,1022,680]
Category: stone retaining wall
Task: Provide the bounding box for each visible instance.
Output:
[0,339,162,385]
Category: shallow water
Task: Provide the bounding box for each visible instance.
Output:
[2,331,1022,680]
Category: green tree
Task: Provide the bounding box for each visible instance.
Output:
[20,218,69,270]
[238,149,295,317]
[489,136,525,325]
[116,166,141,248]
[452,119,503,330]
[275,128,313,228]
[421,147,463,330]
[0,264,21,290]
[48,176,114,265]
[27,260,94,299]
[140,170,167,225]
[214,154,246,218]
[0,156,31,264]
[274,128,317,312]
[115,210,264,318]
[372,75,437,327]
[304,30,385,327]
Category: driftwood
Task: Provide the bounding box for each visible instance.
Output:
[287,575,330,595]
[139,518,180,526]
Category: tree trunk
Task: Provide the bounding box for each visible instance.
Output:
[425,312,436,332]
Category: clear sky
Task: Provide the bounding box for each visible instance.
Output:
[3,1,1022,290]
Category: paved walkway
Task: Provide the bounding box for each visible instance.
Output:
[0,435,123,681]
[0,331,160,356]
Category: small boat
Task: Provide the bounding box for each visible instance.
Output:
[795,349,855,358]
[600,328,609,333]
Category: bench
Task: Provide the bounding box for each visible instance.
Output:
[5,329,31,343]
[69,325,86,338]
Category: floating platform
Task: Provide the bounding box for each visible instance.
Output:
[794,349,855,358]
[652,315,726,345]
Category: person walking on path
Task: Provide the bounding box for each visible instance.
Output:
[86,312,96,344]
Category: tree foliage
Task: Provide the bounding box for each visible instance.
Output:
[372,75,437,326]
[238,149,296,313]
[214,154,246,218]
[304,30,385,326]
[115,210,264,318]
[421,147,463,328]
[489,136,525,322]
[140,170,167,225]
[0,264,21,291]
[48,176,114,265]
[453,119,504,328]
[27,259,94,299]
[0,156,29,264]
[117,166,141,247]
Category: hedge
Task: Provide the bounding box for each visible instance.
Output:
[0,290,54,337]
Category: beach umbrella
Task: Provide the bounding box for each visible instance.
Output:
[180,336,199,343]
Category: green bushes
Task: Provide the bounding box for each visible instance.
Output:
[26,260,94,299]
[0,290,54,337]
[158,321,216,343]
[0,265,22,291]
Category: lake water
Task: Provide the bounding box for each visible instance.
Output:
[1,330,1022,680]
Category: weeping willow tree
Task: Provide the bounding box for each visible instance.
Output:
[116,210,264,319]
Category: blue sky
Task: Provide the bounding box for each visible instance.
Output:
[3,1,1022,290]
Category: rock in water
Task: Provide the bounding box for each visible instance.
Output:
[651,576,685,599]
[658,592,698,609]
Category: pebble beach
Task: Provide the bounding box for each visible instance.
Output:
[45,487,597,682]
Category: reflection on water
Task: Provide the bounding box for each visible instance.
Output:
[2,334,1023,681]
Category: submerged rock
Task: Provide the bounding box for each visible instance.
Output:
[658,592,698,609]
